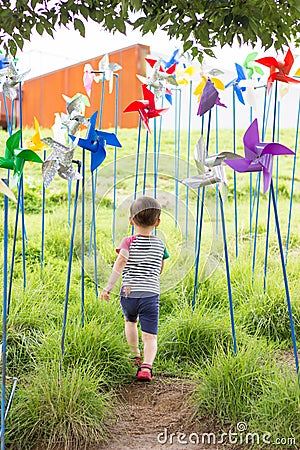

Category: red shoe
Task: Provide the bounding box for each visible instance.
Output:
[137,364,152,382]
[131,355,143,367]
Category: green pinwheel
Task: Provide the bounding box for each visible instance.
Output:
[0,130,43,183]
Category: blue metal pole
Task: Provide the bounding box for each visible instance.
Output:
[285,97,300,264]
[61,163,81,362]
[112,74,119,244]
[219,191,237,354]
[185,80,193,244]
[270,180,299,376]
[1,193,9,449]
[263,81,278,291]
[232,87,238,258]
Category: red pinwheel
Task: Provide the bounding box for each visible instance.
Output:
[123,85,169,132]
[255,48,300,92]
[224,119,294,194]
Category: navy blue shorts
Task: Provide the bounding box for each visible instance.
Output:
[120,294,159,335]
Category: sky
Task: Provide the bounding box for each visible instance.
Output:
[14,21,300,131]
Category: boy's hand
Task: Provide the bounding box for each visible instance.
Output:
[100,289,110,301]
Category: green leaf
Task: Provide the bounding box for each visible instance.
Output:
[74,18,85,37]
[115,17,126,34]
[36,22,44,35]
[13,34,24,50]
[183,40,193,52]
[8,39,17,57]
[105,14,115,29]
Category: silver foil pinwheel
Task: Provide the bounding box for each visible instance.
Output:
[61,95,89,135]
[42,137,81,188]
[0,62,30,100]
[182,136,242,198]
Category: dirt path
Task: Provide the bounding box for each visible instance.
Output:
[98,376,242,450]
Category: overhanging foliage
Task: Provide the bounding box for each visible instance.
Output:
[0,0,299,58]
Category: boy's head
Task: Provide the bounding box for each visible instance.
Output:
[130,196,161,227]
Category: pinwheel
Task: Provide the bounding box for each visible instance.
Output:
[255,48,300,92]
[83,63,95,97]
[52,113,67,145]
[94,54,122,94]
[62,92,90,112]
[61,94,89,135]
[69,111,122,172]
[41,137,81,188]
[225,63,247,105]
[197,80,226,117]
[0,62,30,100]
[194,67,225,101]
[136,58,178,104]
[182,135,241,197]
[24,117,48,152]
[224,119,294,193]
[243,52,264,79]
[176,65,200,85]
[0,179,16,202]
[0,130,43,184]
[0,52,9,70]
[124,84,169,132]
[162,49,180,69]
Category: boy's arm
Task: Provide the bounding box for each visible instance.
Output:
[160,259,165,274]
[100,251,128,300]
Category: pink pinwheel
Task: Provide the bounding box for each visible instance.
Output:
[197,79,226,117]
[224,119,294,193]
[255,48,300,92]
[123,84,169,132]
[83,63,95,97]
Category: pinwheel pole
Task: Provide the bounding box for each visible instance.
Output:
[7,182,22,314]
[251,85,268,283]
[81,150,85,328]
[112,73,119,243]
[185,80,193,244]
[232,85,239,258]
[19,85,27,290]
[263,81,278,291]
[219,191,237,354]
[285,97,300,264]
[174,87,182,227]
[193,112,211,309]
[61,161,81,363]
[270,179,299,376]
[142,132,149,195]
[1,190,9,449]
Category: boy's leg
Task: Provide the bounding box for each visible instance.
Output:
[124,318,140,356]
[141,331,157,372]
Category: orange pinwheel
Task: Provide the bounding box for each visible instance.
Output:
[255,48,300,92]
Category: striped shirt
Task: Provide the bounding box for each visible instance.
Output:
[116,235,169,295]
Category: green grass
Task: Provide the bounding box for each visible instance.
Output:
[1,126,300,448]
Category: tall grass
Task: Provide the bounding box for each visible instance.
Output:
[193,341,278,424]
[7,364,110,450]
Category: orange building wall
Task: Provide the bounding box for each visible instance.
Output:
[22,44,150,130]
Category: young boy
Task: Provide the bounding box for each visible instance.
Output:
[100,196,169,381]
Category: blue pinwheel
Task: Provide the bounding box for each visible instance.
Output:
[225,63,247,105]
[162,49,180,69]
[69,111,122,172]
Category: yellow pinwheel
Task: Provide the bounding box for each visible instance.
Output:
[24,117,48,152]
[175,65,200,85]
[194,75,225,102]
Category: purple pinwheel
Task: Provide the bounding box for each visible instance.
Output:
[225,63,247,105]
[224,119,294,193]
[197,79,226,117]
[69,111,122,172]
